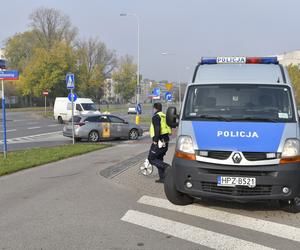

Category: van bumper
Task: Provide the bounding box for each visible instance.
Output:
[173,157,300,202]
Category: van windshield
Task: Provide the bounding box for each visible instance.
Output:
[81,103,97,111]
[183,84,295,122]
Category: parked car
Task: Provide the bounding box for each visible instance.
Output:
[54,97,100,124]
[128,107,137,114]
[63,114,143,142]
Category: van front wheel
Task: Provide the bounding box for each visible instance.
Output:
[279,197,300,213]
[58,116,63,124]
[164,166,193,206]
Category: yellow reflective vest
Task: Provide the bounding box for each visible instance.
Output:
[149,112,172,138]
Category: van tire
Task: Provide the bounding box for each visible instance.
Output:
[88,131,100,142]
[58,116,63,124]
[164,166,193,206]
[279,197,300,213]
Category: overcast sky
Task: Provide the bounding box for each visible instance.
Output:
[1,0,300,82]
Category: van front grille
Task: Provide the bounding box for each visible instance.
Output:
[196,151,277,162]
[201,168,275,177]
[196,151,231,160]
[243,152,276,161]
[201,182,272,196]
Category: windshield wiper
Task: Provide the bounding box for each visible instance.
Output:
[231,117,278,123]
[189,115,230,121]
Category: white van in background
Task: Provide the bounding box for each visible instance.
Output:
[54,97,100,123]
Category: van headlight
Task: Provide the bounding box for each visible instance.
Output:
[176,136,196,161]
[281,139,300,158]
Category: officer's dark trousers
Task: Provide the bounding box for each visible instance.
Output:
[148,143,169,179]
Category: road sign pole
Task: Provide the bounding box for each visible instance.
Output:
[66,73,75,144]
[179,80,182,110]
[44,95,47,116]
[1,78,7,158]
[71,89,75,145]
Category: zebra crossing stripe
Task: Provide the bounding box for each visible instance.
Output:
[121,210,274,250]
[138,195,300,243]
[0,131,62,144]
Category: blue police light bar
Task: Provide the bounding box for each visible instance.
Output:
[200,58,217,64]
[200,57,278,65]
[260,57,278,64]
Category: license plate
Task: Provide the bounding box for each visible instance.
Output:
[217,176,256,188]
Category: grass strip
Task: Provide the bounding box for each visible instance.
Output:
[0,143,110,176]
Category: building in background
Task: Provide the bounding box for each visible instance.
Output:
[0,48,5,59]
[103,78,119,103]
[277,50,300,67]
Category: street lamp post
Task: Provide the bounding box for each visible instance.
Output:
[120,13,141,124]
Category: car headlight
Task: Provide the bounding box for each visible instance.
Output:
[281,139,300,158]
[177,136,195,154]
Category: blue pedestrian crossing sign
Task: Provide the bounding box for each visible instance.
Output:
[165,92,172,102]
[68,92,77,102]
[152,88,160,97]
[66,73,75,89]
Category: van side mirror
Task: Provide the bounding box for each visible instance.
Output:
[166,106,179,128]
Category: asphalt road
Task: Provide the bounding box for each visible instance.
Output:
[0,138,299,249]
[0,111,68,151]
[0,111,149,152]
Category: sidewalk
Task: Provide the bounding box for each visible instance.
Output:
[110,143,175,198]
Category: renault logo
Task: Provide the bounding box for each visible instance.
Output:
[232,152,242,163]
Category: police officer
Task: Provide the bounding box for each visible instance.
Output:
[148,102,172,183]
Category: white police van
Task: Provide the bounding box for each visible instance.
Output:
[165,57,300,212]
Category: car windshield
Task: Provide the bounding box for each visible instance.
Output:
[183,84,295,122]
[81,103,97,111]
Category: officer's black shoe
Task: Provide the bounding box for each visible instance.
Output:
[155,178,164,183]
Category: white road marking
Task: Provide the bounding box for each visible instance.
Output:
[48,124,60,127]
[121,210,274,250]
[138,196,300,243]
[0,131,63,144]
[11,119,28,122]
[0,129,17,133]
[27,127,41,130]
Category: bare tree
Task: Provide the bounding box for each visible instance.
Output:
[76,38,117,99]
[77,38,117,78]
[30,7,77,49]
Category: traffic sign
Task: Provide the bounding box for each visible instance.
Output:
[68,92,77,102]
[152,87,160,97]
[165,92,172,102]
[165,83,173,91]
[136,103,142,115]
[66,73,75,89]
[43,91,49,96]
[0,59,6,69]
[0,70,19,80]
